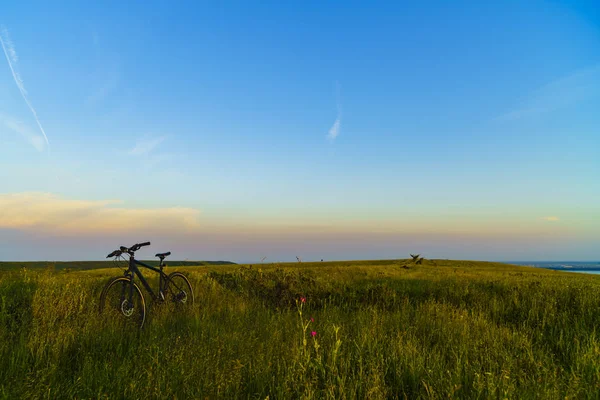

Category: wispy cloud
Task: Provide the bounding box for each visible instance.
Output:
[129,136,166,156]
[0,192,201,234]
[497,64,600,121]
[0,114,46,151]
[327,81,342,141]
[0,26,49,149]
[542,216,560,222]
[327,118,340,140]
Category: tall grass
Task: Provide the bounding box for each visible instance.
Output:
[2,260,600,399]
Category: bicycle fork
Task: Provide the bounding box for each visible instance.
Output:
[118,271,135,315]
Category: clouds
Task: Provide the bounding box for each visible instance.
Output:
[327,117,341,140]
[542,216,560,222]
[0,26,49,150]
[127,135,175,170]
[0,192,201,235]
[0,192,587,261]
[0,114,46,151]
[327,81,342,141]
[497,64,600,121]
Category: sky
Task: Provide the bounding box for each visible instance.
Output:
[1,1,599,262]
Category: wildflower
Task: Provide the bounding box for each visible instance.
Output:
[310,317,314,322]
[300,297,306,303]
[311,331,317,337]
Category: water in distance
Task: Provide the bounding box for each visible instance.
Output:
[510,261,600,275]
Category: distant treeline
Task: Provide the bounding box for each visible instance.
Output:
[0,260,236,271]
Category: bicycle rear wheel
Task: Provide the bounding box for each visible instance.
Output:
[99,276,146,329]
[165,272,194,306]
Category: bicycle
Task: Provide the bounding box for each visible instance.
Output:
[99,241,194,329]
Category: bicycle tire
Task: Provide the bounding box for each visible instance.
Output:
[165,272,194,306]
[99,276,147,329]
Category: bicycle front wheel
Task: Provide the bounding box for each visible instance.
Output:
[165,272,194,306]
[99,276,146,329]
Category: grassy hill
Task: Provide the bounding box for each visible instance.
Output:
[2,258,600,399]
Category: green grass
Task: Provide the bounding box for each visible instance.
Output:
[2,259,600,399]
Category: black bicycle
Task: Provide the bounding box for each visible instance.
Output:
[99,241,194,329]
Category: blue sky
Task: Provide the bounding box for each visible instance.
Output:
[1,1,599,262]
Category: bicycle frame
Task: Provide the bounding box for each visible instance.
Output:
[125,256,168,301]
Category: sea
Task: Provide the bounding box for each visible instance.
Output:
[509,261,600,275]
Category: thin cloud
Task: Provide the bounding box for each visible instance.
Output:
[542,216,560,222]
[327,81,342,141]
[327,117,341,140]
[0,114,46,151]
[129,136,166,156]
[0,192,201,234]
[497,64,600,121]
[0,26,49,149]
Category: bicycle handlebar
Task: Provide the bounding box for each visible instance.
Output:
[129,242,150,252]
[106,250,122,258]
[107,241,151,258]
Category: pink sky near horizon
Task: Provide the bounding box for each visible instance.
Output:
[1,192,596,262]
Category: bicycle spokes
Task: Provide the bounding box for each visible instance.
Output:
[99,277,146,329]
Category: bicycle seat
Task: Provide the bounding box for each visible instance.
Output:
[155,252,171,259]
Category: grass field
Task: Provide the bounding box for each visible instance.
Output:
[2,259,600,399]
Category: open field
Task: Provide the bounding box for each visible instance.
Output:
[2,259,600,399]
